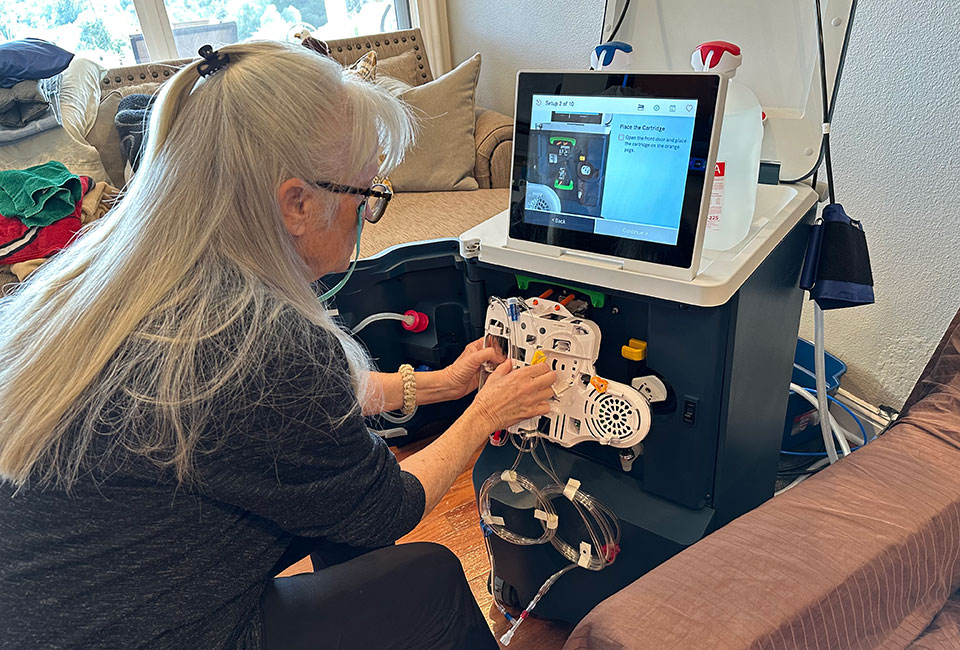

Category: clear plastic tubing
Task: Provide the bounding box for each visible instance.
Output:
[351,312,412,334]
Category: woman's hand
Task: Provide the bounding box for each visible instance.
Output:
[468,361,557,433]
[438,337,507,401]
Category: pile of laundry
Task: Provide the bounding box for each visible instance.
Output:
[0,161,119,283]
[0,39,75,144]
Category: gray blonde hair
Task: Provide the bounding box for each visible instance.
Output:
[0,41,414,488]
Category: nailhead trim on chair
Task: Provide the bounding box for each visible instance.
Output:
[98,30,431,87]
[102,67,174,86]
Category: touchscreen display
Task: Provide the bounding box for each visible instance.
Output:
[525,94,698,246]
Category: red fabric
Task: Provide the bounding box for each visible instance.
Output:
[0,176,88,265]
[0,212,29,250]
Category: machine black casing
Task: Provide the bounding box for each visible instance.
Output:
[322,206,813,623]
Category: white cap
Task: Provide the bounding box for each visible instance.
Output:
[691,41,743,78]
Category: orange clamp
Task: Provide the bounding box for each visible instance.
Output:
[590,376,609,394]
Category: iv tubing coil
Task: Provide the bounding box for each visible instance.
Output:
[539,482,620,571]
[478,471,556,546]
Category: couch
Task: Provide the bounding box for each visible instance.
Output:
[563,306,960,650]
[84,28,513,258]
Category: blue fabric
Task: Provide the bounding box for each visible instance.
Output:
[0,39,73,88]
[799,202,875,310]
[810,280,875,310]
[820,202,851,224]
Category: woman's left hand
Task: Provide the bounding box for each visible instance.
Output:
[439,337,507,401]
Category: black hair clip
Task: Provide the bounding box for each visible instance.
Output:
[197,44,229,78]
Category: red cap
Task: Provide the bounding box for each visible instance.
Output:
[401,310,429,333]
[691,41,743,77]
[696,40,741,62]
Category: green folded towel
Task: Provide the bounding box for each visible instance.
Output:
[0,161,82,227]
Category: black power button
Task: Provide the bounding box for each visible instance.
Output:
[682,397,698,425]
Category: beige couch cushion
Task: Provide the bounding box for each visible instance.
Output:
[359,188,507,258]
[388,54,481,193]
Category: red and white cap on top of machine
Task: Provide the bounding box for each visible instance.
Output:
[691,41,743,78]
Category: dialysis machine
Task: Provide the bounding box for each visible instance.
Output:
[325,0,856,627]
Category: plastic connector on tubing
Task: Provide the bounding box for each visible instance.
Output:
[490,430,508,446]
[401,310,429,333]
[506,297,520,322]
[500,619,521,646]
[601,542,621,563]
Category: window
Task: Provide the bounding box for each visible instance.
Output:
[1,0,143,66]
[2,0,412,66]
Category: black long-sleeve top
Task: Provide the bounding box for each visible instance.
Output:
[0,304,425,649]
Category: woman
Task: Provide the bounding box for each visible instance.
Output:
[0,42,555,649]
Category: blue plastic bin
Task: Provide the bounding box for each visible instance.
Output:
[781,338,847,450]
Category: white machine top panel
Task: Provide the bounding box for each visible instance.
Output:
[459,183,818,308]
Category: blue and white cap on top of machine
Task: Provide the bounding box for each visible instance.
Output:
[590,41,634,70]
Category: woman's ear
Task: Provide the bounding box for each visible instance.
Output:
[277,178,310,237]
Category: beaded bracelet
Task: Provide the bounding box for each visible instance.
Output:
[398,363,417,415]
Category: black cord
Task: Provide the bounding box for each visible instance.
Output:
[814,0,837,203]
[782,0,858,185]
[607,0,632,42]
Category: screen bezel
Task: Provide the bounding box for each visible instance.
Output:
[510,71,722,269]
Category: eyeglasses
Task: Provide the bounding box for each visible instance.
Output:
[313,180,393,224]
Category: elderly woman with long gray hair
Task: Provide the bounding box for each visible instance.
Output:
[0,41,555,650]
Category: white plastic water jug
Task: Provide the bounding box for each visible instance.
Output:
[691,41,763,251]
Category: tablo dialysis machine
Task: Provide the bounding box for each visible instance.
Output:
[325,0,857,637]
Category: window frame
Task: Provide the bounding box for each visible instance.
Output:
[130,0,414,62]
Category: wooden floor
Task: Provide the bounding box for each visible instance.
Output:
[278,436,574,649]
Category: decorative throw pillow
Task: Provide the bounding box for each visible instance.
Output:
[387,54,481,192]
[0,39,74,88]
[346,51,377,81]
[59,57,106,141]
[377,50,425,87]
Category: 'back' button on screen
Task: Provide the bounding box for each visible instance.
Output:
[547,214,594,233]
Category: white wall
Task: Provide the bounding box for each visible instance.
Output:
[447,0,606,115]
[447,0,960,409]
[796,1,960,408]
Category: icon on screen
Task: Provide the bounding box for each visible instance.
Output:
[669,104,676,112]
[686,104,694,112]
[535,99,542,106]
[637,103,644,111]
[653,104,660,111]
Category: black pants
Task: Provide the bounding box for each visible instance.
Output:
[261,539,498,650]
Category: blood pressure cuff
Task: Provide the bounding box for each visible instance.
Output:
[799,202,875,310]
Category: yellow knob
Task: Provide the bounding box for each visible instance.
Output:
[531,350,547,365]
[621,339,647,361]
